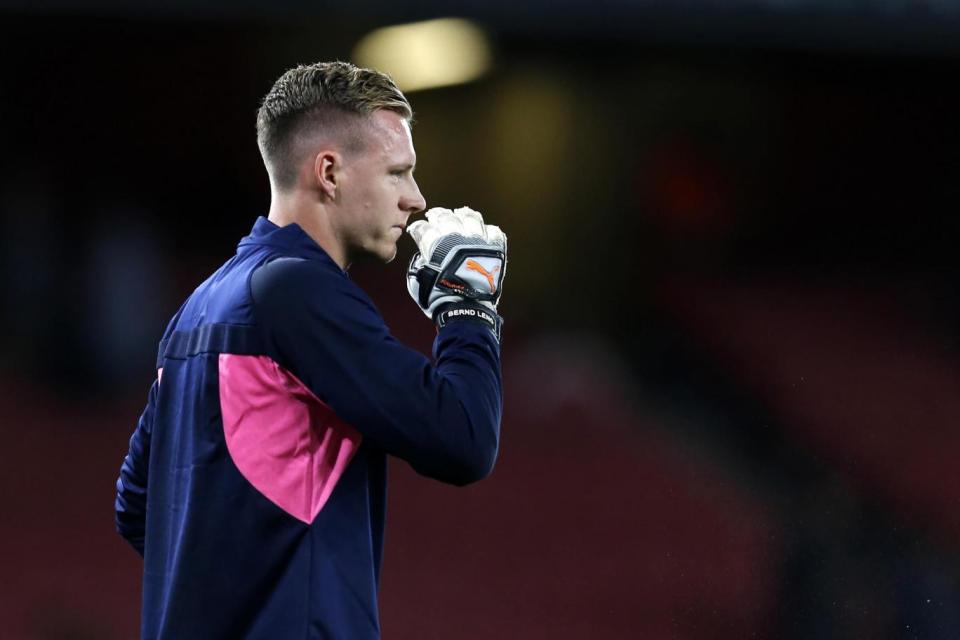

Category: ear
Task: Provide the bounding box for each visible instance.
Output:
[313,150,340,200]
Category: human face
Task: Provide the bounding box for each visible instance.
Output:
[334,110,426,264]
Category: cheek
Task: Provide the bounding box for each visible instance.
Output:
[351,192,379,227]
[371,186,397,214]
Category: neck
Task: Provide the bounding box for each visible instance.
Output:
[267,189,349,269]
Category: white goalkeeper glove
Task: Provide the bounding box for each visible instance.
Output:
[406,207,507,338]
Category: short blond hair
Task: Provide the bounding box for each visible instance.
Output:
[256,61,412,189]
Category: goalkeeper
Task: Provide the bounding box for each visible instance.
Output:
[114,61,505,640]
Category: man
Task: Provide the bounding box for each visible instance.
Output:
[115,61,506,639]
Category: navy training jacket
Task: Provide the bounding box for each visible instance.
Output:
[115,217,503,639]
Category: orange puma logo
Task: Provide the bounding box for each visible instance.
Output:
[465,259,501,293]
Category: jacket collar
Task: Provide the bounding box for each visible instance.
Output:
[238,216,343,271]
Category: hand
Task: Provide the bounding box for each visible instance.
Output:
[406,206,507,323]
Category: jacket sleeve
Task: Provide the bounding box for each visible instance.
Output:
[115,379,158,555]
[250,257,503,486]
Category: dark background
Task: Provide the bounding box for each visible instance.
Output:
[2,1,960,638]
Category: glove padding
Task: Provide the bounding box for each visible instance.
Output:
[406,207,507,320]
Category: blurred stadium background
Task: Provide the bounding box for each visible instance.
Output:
[2,1,960,638]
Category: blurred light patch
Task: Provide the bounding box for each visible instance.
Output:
[352,18,491,92]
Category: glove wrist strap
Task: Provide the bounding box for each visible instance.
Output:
[434,302,502,342]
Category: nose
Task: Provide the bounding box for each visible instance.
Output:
[401,179,426,214]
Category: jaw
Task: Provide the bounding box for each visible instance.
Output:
[378,237,400,263]
[346,236,399,265]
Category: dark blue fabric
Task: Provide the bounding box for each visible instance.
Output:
[115,217,503,640]
[158,322,264,365]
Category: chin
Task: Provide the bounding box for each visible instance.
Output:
[380,236,401,263]
[365,242,397,264]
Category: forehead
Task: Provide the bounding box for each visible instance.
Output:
[363,109,416,162]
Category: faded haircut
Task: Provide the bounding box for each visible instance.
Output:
[256,61,413,190]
